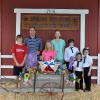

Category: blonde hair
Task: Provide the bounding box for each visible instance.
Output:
[45,41,54,51]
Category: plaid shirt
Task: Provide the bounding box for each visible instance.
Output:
[24,36,42,53]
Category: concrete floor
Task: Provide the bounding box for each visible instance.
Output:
[0,75,74,93]
[0,87,74,93]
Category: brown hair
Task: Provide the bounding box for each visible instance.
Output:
[68,38,74,44]
[29,26,35,30]
[16,35,23,40]
[75,52,82,61]
[55,30,61,38]
[83,47,90,55]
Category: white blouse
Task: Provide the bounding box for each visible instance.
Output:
[64,46,79,62]
[82,55,93,68]
[73,61,83,71]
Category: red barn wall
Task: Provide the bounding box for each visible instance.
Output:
[0,0,2,53]
[1,0,99,55]
[0,0,99,81]
[98,0,100,53]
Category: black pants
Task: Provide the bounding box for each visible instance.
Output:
[84,67,91,91]
[75,71,83,90]
[65,62,73,73]
[13,66,24,76]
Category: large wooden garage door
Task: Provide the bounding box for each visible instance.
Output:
[21,14,80,49]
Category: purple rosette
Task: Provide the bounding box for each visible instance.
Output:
[68,56,74,70]
[26,52,37,68]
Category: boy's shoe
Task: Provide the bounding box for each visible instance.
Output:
[83,89,91,92]
[80,88,83,91]
[75,89,79,91]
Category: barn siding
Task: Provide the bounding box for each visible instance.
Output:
[0,0,99,84]
[0,0,2,53]
[98,0,100,53]
[0,0,99,55]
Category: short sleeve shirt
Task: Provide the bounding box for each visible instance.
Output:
[73,61,83,71]
[82,55,93,67]
[11,44,27,66]
[64,46,79,61]
[51,39,65,61]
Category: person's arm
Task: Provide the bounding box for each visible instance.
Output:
[76,48,79,57]
[24,38,27,46]
[41,51,45,61]
[37,39,43,55]
[64,48,69,62]
[77,47,79,52]
[12,53,20,66]
[12,45,20,66]
[88,57,93,76]
[20,54,27,66]
[20,46,27,66]
[53,51,56,60]
[51,40,54,49]
[62,40,66,55]
[62,47,65,56]
[72,61,76,73]
[88,66,92,76]
[41,56,44,61]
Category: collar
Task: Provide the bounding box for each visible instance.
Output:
[77,60,82,62]
[69,46,74,48]
[83,55,89,57]
[29,36,37,39]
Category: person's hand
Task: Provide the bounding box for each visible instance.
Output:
[73,57,76,61]
[88,72,91,76]
[20,62,24,66]
[16,62,20,66]
[37,51,40,55]
[40,56,43,61]
[82,74,84,78]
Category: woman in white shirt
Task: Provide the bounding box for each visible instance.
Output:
[82,48,93,92]
[73,52,83,91]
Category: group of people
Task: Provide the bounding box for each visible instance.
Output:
[12,26,93,92]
